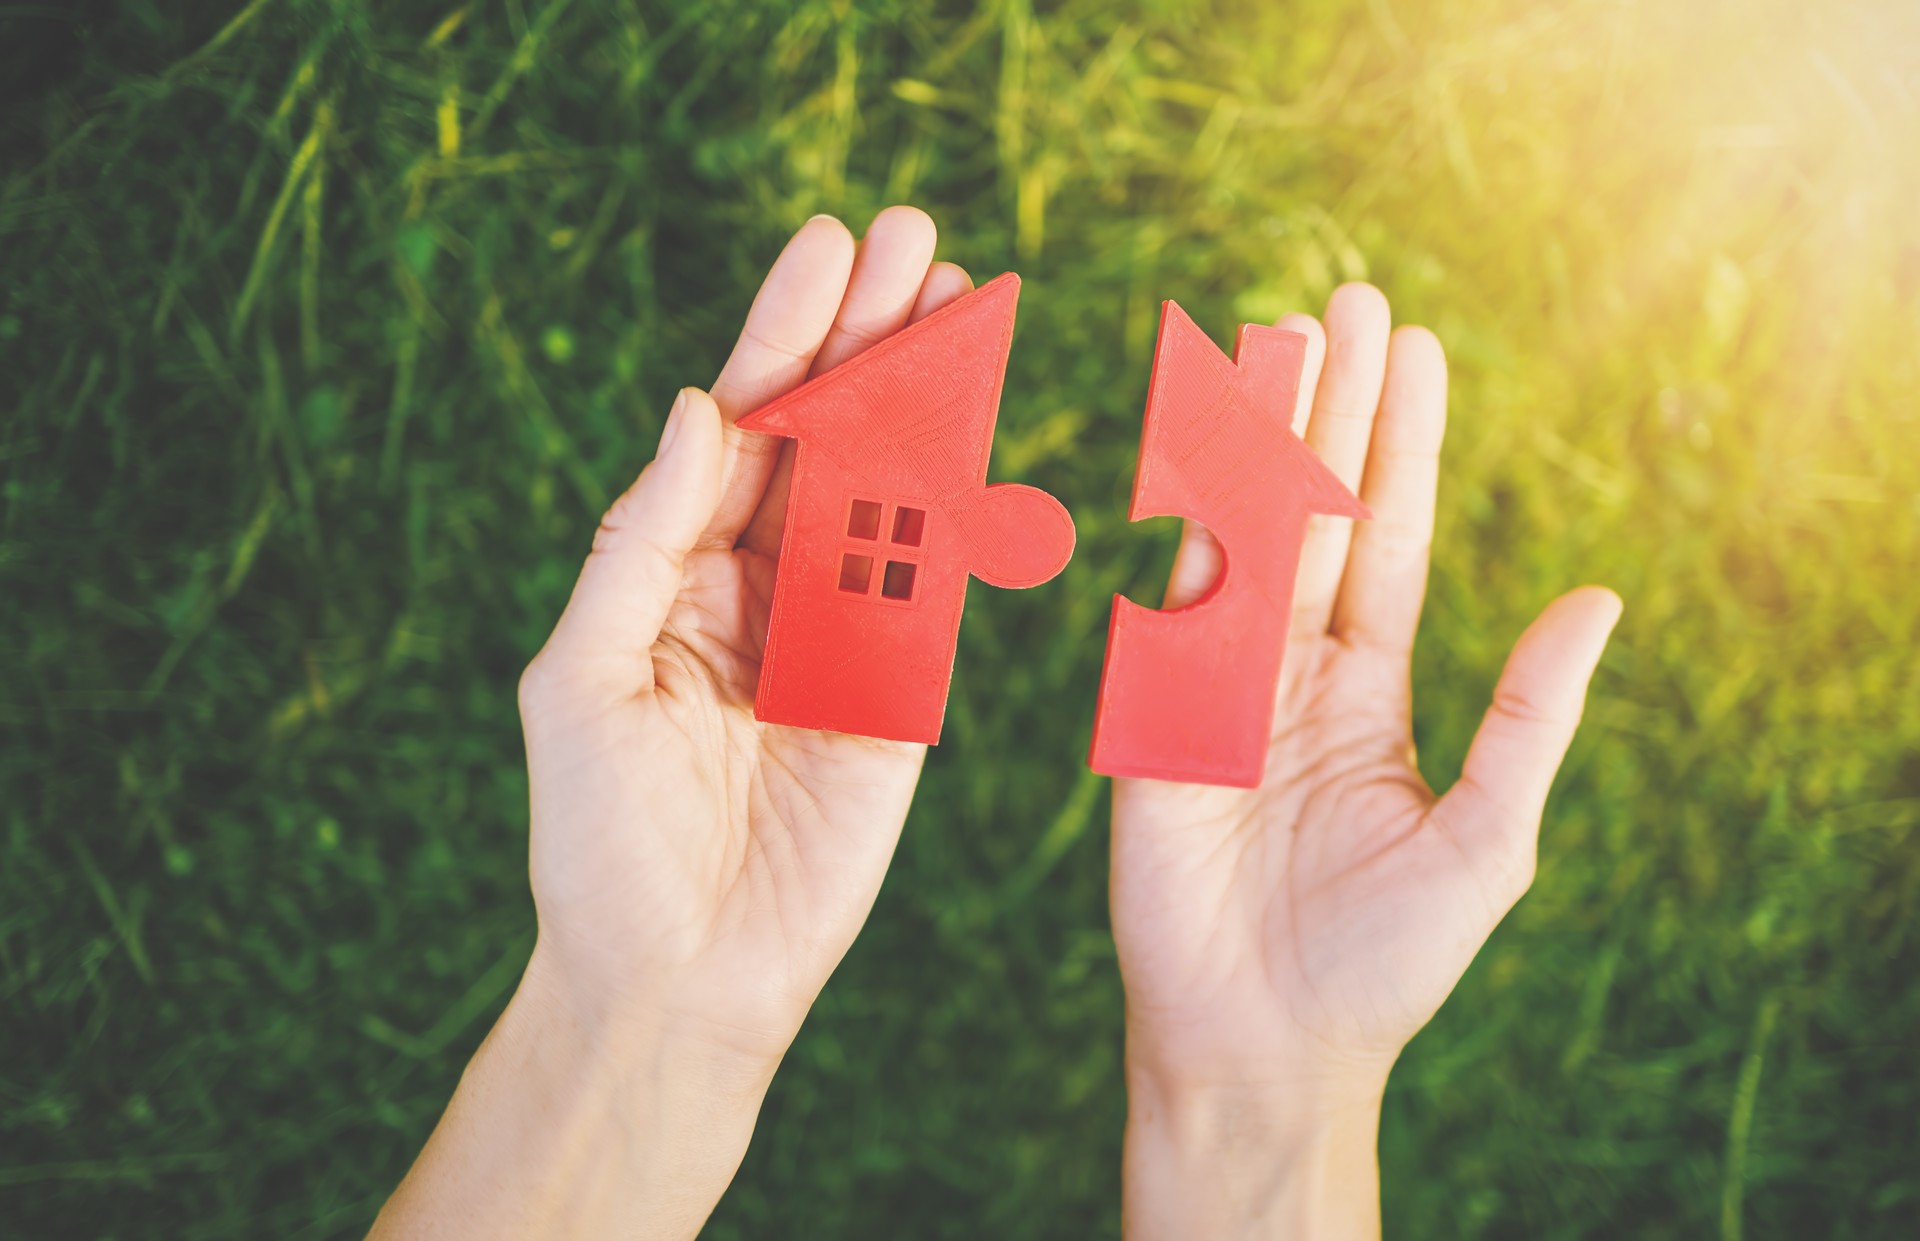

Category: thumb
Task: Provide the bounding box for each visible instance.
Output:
[538,387,725,691]
[1430,585,1622,904]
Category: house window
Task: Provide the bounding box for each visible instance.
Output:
[838,553,874,593]
[839,498,927,604]
[847,499,883,540]
[881,561,917,600]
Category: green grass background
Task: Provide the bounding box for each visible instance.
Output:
[3,0,1916,1236]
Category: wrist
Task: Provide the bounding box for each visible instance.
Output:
[1124,1058,1390,1126]
[373,949,777,1241]
[1122,1049,1387,1241]
[445,949,777,1240]
[1122,1019,1394,1127]
[516,937,786,1096]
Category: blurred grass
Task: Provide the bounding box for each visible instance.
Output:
[2,0,1916,1237]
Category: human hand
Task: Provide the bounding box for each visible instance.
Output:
[1109,285,1621,1239]
[373,208,976,1241]
[515,205,976,1067]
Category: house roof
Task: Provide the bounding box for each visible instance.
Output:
[736,272,1075,590]
[1134,300,1373,523]
[734,273,1021,499]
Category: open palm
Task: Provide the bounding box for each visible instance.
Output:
[517,209,975,1060]
[1111,285,1621,1098]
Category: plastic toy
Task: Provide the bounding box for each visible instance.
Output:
[1089,301,1371,788]
[737,273,1076,744]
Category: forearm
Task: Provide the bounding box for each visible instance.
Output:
[1122,1060,1384,1241]
[369,946,775,1241]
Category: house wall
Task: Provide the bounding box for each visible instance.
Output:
[753,450,972,744]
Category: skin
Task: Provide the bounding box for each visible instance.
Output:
[369,211,1619,1240]
[370,208,978,1241]
[1112,286,1621,1239]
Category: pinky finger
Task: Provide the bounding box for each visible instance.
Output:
[908,261,974,323]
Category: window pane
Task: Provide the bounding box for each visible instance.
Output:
[891,505,926,546]
[839,553,874,593]
[881,560,917,601]
[847,499,882,540]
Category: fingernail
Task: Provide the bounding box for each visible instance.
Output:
[658,388,690,456]
[805,212,837,225]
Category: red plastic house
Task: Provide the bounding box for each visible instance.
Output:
[1089,301,1370,788]
[736,273,1076,744]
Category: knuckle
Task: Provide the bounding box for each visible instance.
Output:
[739,321,814,361]
[1313,396,1377,425]
[829,316,889,349]
[1491,683,1562,730]
[517,653,565,715]
[1500,837,1540,897]
[1474,828,1538,910]
[1363,519,1432,564]
[593,480,648,549]
[590,486,682,577]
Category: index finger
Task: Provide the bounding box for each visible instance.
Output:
[700,215,855,548]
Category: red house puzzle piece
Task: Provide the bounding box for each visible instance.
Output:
[1089,301,1371,788]
[736,273,1076,744]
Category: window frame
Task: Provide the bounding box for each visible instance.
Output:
[837,495,929,607]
